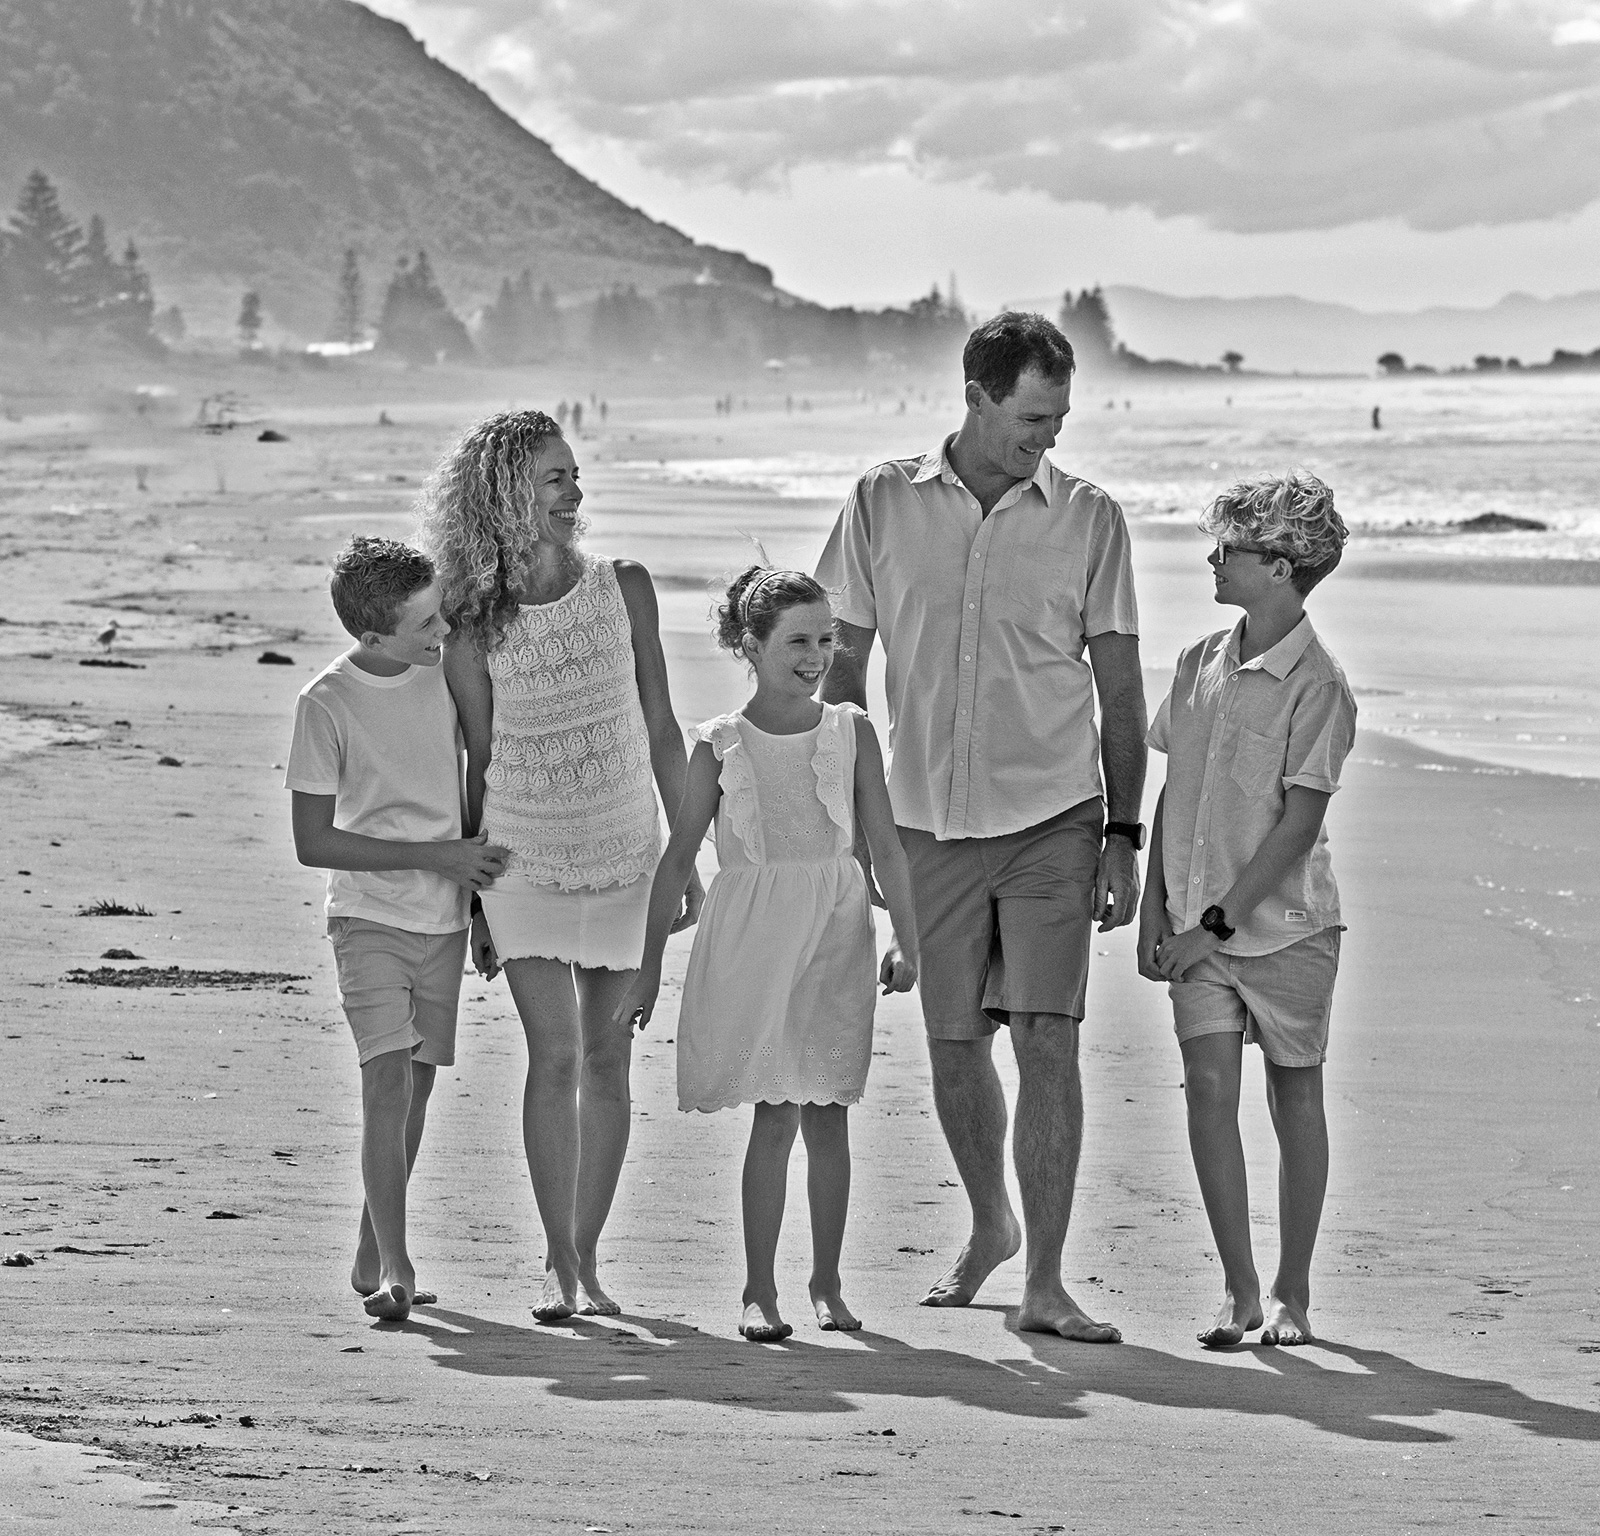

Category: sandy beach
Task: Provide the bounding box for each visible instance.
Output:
[2,359,1597,1533]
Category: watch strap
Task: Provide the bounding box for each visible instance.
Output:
[1104,820,1146,850]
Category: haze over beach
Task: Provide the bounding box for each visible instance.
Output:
[2,2,1598,1533]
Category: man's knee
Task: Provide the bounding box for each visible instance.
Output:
[362,1049,414,1112]
[1009,1012,1081,1070]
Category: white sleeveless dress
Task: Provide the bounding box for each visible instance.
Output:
[478,555,661,970]
[676,703,877,1112]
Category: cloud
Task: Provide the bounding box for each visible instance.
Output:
[368,0,1600,233]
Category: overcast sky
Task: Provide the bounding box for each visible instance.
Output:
[364,0,1600,313]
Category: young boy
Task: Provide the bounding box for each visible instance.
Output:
[1138,473,1356,1349]
[286,536,508,1321]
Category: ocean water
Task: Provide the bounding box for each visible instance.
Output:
[588,373,1600,779]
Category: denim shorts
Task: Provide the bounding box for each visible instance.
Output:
[327,917,468,1067]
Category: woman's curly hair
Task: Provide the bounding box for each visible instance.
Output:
[417,409,565,653]
[1199,471,1349,595]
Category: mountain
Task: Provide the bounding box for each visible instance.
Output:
[1010,286,1600,375]
[0,0,773,340]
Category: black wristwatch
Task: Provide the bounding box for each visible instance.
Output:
[1104,821,1146,850]
[1199,904,1235,941]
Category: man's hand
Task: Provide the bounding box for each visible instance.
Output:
[1153,924,1221,983]
[431,832,510,891]
[611,965,663,1030]
[1137,908,1172,982]
[1093,835,1141,932]
[879,939,918,994]
[470,909,500,981]
[670,869,705,934]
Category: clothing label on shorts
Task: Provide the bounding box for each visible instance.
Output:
[1284,909,1308,922]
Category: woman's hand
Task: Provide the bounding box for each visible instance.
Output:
[611,965,663,1030]
[879,939,918,994]
[470,910,500,981]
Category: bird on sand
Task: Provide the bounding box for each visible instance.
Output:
[96,619,120,654]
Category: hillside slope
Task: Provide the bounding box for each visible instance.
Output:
[0,0,772,338]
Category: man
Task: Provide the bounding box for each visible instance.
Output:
[817,312,1146,1342]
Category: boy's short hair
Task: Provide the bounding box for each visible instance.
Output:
[329,536,435,639]
[1199,472,1348,595]
[963,312,1076,404]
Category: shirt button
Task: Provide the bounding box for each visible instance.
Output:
[1192,876,1201,884]
[968,602,976,609]
[1196,838,1204,846]
[963,655,971,661]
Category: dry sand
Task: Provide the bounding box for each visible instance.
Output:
[2,365,1598,1533]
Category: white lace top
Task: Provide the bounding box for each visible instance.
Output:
[481,555,660,890]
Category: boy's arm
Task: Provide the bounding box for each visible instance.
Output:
[1136,788,1171,981]
[610,741,722,1029]
[852,718,919,992]
[616,559,704,929]
[444,636,493,836]
[291,792,507,889]
[1153,785,1332,981]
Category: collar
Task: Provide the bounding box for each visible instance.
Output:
[912,436,1054,503]
[1225,613,1316,679]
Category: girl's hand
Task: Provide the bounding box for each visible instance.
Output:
[471,909,500,981]
[670,869,705,933]
[612,966,662,1030]
[879,940,918,994]
[1136,909,1171,983]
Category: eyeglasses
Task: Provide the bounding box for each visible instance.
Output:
[1212,541,1291,565]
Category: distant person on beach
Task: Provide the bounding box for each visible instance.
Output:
[426,409,702,1322]
[817,311,1146,1343]
[286,536,509,1323]
[1138,472,1354,1348]
[615,567,919,1340]
[1372,407,1381,430]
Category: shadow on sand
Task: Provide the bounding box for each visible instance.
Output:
[398,1306,1600,1445]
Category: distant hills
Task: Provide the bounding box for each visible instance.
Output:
[0,0,772,339]
[1008,286,1600,377]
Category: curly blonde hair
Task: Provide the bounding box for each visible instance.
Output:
[416,409,565,652]
[1199,471,1349,594]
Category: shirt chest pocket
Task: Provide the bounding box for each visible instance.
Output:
[994,540,1079,630]
[1229,725,1286,797]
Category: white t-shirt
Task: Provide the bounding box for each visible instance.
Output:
[284,654,469,933]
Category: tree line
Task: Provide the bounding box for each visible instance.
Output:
[0,171,173,350]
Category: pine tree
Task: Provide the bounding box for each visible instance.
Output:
[112,241,157,348]
[335,248,364,345]
[4,170,88,340]
[1057,287,1116,373]
[238,289,263,347]
[377,251,473,364]
[79,215,120,315]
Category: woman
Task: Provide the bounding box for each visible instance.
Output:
[424,409,701,1321]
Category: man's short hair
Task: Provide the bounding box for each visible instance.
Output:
[963,312,1076,404]
[329,536,435,639]
[1200,472,1349,595]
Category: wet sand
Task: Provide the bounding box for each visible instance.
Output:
[2,368,1598,1532]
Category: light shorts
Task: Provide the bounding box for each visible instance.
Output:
[479,873,652,972]
[326,917,468,1068]
[1169,926,1342,1069]
[898,798,1103,1039]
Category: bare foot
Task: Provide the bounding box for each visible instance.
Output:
[739,1299,793,1343]
[811,1285,861,1332]
[411,1289,437,1307]
[919,1214,1022,1307]
[1017,1284,1121,1343]
[351,1270,435,1308]
[1198,1290,1263,1349]
[1260,1293,1313,1345]
[577,1268,621,1317]
[362,1283,412,1322]
[531,1268,577,1324]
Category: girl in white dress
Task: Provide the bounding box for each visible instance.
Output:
[616,567,920,1341]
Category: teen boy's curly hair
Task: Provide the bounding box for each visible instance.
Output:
[329,536,435,639]
[416,409,566,653]
[1200,472,1349,595]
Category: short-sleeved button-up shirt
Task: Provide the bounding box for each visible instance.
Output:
[815,439,1139,840]
[1148,615,1356,956]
